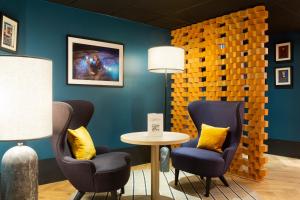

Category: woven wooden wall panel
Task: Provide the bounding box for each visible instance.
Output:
[170,6,268,180]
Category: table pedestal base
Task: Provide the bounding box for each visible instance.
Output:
[151,145,160,200]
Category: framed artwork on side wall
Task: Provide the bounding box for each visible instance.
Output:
[67,35,124,87]
[275,42,291,62]
[0,14,18,53]
[275,66,293,88]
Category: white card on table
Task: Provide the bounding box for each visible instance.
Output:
[147,113,163,136]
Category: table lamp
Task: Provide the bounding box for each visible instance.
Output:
[0,56,52,200]
[148,46,184,130]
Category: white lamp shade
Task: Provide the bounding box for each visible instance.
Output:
[0,56,52,141]
[148,46,185,73]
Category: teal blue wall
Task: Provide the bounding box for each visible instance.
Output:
[0,0,170,159]
[267,32,300,141]
[0,0,27,54]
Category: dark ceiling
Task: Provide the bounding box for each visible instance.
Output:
[48,0,300,33]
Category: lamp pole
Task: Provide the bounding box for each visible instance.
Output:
[164,70,168,131]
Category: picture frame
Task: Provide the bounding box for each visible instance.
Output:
[275,42,291,62]
[275,66,293,88]
[67,35,124,87]
[0,14,18,53]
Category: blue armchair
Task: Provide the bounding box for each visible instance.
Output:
[171,101,244,197]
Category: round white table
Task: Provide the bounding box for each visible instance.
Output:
[121,131,190,200]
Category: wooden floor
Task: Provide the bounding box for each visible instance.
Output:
[39,154,300,200]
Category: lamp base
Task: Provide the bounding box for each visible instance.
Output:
[1,145,38,200]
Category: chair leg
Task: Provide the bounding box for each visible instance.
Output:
[175,169,179,186]
[205,177,211,197]
[73,191,85,200]
[91,193,96,200]
[111,190,118,200]
[121,186,125,194]
[219,175,229,187]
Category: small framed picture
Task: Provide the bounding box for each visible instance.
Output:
[275,42,291,62]
[0,14,18,53]
[67,35,124,87]
[275,66,293,88]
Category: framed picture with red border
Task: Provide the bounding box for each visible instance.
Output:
[275,42,291,62]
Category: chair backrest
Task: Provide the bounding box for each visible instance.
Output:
[188,101,244,150]
[52,100,94,159]
[63,100,94,129]
[52,101,73,160]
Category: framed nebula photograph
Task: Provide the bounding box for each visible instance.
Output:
[67,35,124,87]
[0,14,18,53]
[275,42,291,62]
[275,66,293,88]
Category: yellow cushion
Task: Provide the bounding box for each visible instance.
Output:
[67,126,96,160]
[197,123,229,153]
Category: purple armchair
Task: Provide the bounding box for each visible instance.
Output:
[171,101,244,197]
[52,101,131,200]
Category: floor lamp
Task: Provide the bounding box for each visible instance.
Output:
[148,46,185,130]
[0,56,52,200]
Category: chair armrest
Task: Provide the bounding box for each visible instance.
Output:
[95,146,110,155]
[222,145,238,171]
[60,156,96,191]
[181,138,199,148]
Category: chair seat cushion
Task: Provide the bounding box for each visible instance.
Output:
[92,152,130,173]
[91,152,131,192]
[171,147,225,177]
